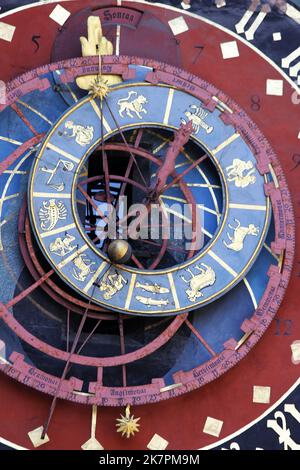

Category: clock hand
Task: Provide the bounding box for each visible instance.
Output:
[148,121,193,201]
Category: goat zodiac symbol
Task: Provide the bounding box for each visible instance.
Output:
[117,91,148,119]
[72,254,96,282]
[181,264,216,302]
[226,158,256,188]
[181,105,214,135]
[223,219,259,252]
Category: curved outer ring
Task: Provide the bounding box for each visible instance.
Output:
[0,55,295,405]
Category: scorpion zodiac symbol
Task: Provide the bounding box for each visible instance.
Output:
[181,105,214,135]
[181,264,216,302]
[39,199,67,232]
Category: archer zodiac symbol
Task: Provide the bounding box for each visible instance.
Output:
[181,105,214,135]
[72,254,96,282]
[223,219,259,252]
[226,158,256,188]
[117,91,148,119]
[38,199,67,232]
[99,268,128,300]
[49,233,76,257]
[181,264,216,302]
[63,120,94,147]
[40,159,74,192]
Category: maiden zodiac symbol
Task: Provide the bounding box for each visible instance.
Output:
[63,120,94,147]
[223,219,259,252]
[72,254,96,282]
[181,264,216,302]
[49,233,76,257]
[181,105,214,135]
[226,158,256,188]
[117,91,148,119]
[40,159,74,192]
[38,199,67,232]
[99,268,128,300]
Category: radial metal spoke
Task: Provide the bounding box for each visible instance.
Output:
[5,270,55,309]
[185,318,216,357]
[162,154,208,193]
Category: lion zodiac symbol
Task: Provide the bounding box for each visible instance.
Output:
[226,158,256,188]
[117,91,148,119]
[39,199,67,232]
[181,264,216,302]
[223,219,259,252]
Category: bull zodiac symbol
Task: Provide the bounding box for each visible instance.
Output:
[181,105,214,135]
[72,254,96,282]
[40,159,74,192]
[226,158,256,188]
[63,120,94,147]
[39,199,67,232]
[117,91,148,119]
[223,219,259,252]
[181,264,216,302]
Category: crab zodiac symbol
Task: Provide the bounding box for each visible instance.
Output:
[226,158,256,188]
[181,105,214,135]
[223,219,259,252]
[49,233,76,257]
[39,199,67,232]
[117,91,148,119]
[72,254,96,282]
[181,264,216,302]
[63,120,94,147]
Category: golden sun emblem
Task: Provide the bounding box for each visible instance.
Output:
[89,76,110,100]
[116,405,141,438]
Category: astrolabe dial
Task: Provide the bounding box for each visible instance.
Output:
[28,81,271,315]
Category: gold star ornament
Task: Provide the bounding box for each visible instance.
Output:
[116,405,141,439]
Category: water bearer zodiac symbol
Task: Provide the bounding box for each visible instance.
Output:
[181,264,216,302]
[49,233,76,257]
[99,268,128,300]
[40,159,74,192]
[226,158,256,188]
[223,219,259,252]
[117,91,148,119]
[181,105,214,135]
[63,120,94,147]
[38,199,67,232]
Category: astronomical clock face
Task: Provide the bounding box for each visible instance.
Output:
[0,0,299,452]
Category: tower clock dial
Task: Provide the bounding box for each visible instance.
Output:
[0,0,299,452]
